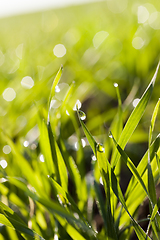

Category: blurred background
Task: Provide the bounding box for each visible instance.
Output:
[0,0,160,173]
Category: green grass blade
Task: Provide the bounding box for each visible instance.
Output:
[0,202,44,240]
[7,177,97,239]
[149,98,160,145]
[125,134,160,198]
[156,153,160,175]
[60,140,83,202]
[48,65,63,111]
[54,139,68,192]
[96,151,118,240]
[110,132,150,199]
[94,180,108,232]
[77,110,97,156]
[38,118,56,176]
[111,62,160,168]
[105,160,151,240]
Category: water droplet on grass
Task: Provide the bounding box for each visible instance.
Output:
[114,82,118,87]
[39,154,45,162]
[132,98,140,108]
[0,160,7,169]
[73,99,81,111]
[78,110,86,120]
[23,141,29,147]
[96,143,105,152]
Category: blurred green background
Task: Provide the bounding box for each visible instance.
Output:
[0,0,160,184]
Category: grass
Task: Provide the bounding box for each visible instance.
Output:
[0,1,160,239]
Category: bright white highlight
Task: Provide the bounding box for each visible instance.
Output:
[132,98,140,108]
[23,141,29,147]
[73,99,81,111]
[39,154,45,162]
[0,160,8,169]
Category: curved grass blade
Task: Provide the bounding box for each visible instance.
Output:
[111,62,160,168]
[125,134,160,198]
[48,65,63,124]
[105,159,151,240]
[148,99,160,206]
[96,151,118,240]
[7,177,97,240]
[77,110,97,156]
[94,180,108,233]
[110,131,150,200]
[0,202,44,240]
[48,65,63,110]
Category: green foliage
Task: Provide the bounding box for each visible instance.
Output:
[1,1,160,239]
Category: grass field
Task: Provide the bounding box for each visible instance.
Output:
[0,1,160,239]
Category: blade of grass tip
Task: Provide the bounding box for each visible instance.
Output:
[61,81,75,111]
[111,62,160,169]
[48,65,63,123]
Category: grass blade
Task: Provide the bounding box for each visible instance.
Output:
[111,62,160,168]
[0,202,44,240]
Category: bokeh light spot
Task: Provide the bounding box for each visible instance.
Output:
[93,31,109,49]
[53,44,66,58]
[3,145,11,154]
[2,88,16,101]
[21,76,34,89]
[132,37,144,49]
[106,0,128,13]
[149,11,160,30]
[138,6,149,23]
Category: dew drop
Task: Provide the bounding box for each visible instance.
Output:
[23,141,29,147]
[132,98,140,108]
[114,82,118,87]
[96,143,105,153]
[92,155,97,161]
[73,99,81,111]
[78,110,86,120]
[99,177,103,185]
[66,110,70,116]
[109,134,113,139]
[0,160,8,169]
[39,154,45,162]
